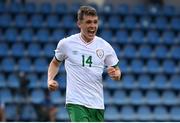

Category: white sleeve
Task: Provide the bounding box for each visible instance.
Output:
[104,44,119,67]
[54,39,67,62]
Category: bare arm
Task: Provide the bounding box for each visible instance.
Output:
[107,66,121,81]
[47,57,61,91]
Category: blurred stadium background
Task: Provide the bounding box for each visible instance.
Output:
[0,0,180,121]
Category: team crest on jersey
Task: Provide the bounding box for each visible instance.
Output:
[96,49,104,59]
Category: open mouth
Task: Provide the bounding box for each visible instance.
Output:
[88,30,95,36]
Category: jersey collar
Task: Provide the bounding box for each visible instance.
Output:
[79,33,95,46]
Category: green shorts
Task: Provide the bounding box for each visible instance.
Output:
[66,103,104,122]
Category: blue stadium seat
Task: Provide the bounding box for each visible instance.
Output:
[154,16,167,30]
[5,28,17,42]
[67,29,79,36]
[113,90,128,105]
[121,74,136,89]
[68,2,80,14]
[118,59,129,73]
[15,14,27,28]
[99,3,113,15]
[130,59,144,73]
[62,15,76,29]
[13,92,26,103]
[36,29,50,42]
[46,15,59,28]
[129,90,144,105]
[131,30,144,44]
[54,3,67,14]
[0,88,13,103]
[43,43,56,58]
[51,29,65,42]
[124,15,137,29]
[39,2,52,14]
[138,75,152,89]
[1,58,16,72]
[104,90,112,105]
[49,91,65,104]
[30,89,45,104]
[145,90,161,105]
[154,45,168,59]
[0,74,6,88]
[162,31,175,44]
[132,4,146,15]
[153,74,169,90]
[162,60,176,74]
[170,17,180,31]
[146,59,160,74]
[20,104,37,121]
[170,46,180,60]
[21,29,34,42]
[116,30,129,44]
[8,2,24,13]
[0,14,12,28]
[162,5,175,17]
[139,16,151,29]
[161,90,178,105]
[108,15,121,29]
[0,3,7,14]
[170,75,180,90]
[123,45,137,58]
[148,5,161,16]
[24,2,37,14]
[0,42,9,57]
[37,74,47,89]
[146,30,160,44]
[104,106,120,121]
[7,73,20,89]
[114,4,129,15]
[11,43,25,57]
[100,29,113,42]
[27,73,40,89]
[18,58,32,72]
[154,106,169,121]
[170,106,180,121]
[34,58,48,73]
[137,106,153,121]
[5,104,18,121]
[56,106,69,121]
[31,14,44,28]
[27,43,41,58]
[120,106,136,121]
[56,75,66,89]
[111,44,121,57]
[104,77,120,89]
[138,45,152,59]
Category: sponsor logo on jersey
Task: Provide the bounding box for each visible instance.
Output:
[96,49,104,59]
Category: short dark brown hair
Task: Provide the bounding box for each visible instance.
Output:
[77,6,97,21]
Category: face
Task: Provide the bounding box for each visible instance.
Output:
[78,15,98,42]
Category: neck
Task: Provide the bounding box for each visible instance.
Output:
[81,33,92,43]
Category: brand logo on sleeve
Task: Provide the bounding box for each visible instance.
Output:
[96,49,104,59]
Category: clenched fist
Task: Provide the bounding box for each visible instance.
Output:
[107,66,121,80]
[48,80,59,91]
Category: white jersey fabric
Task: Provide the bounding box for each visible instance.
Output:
[55,33,119,109]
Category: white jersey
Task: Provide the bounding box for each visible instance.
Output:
[55,33,119,109]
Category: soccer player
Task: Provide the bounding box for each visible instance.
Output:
[47,5,121,122]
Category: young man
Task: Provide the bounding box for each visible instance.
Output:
[47,6,121,122]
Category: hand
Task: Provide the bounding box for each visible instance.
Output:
[107,66,121,80]
[48,80,59,91]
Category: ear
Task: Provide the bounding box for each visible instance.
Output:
[77,20,81,28]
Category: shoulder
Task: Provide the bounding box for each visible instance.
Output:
[57,33,80,47]
[95,36,113,49]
